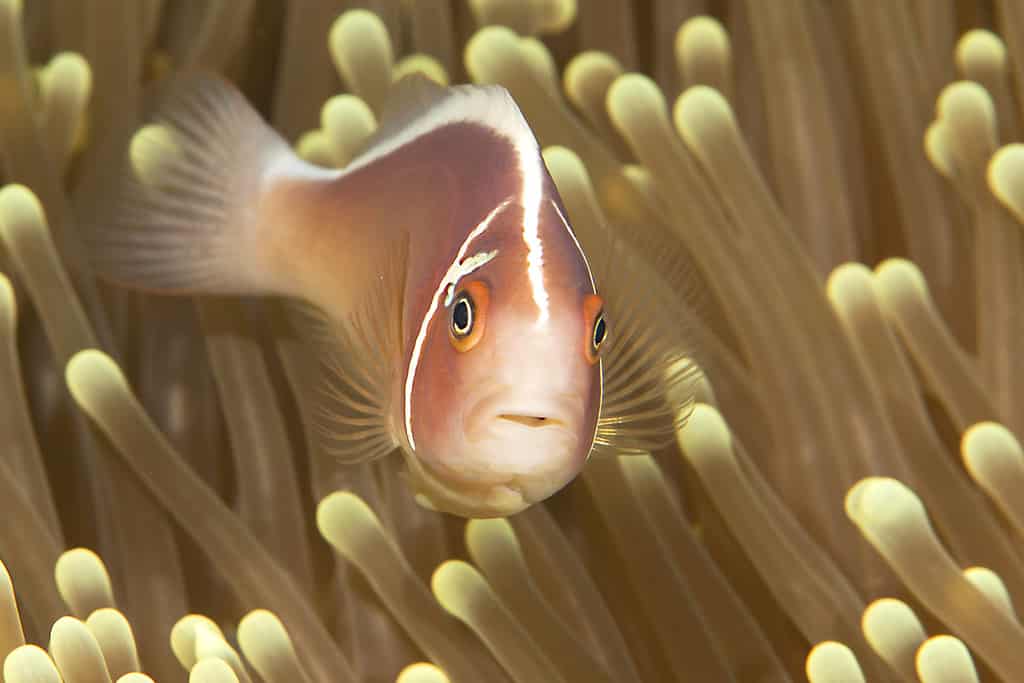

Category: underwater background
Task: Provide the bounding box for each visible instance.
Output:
[1,0,1024,681]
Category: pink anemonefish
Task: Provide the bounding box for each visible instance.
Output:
[86,73,698,517]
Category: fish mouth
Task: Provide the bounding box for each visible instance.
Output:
[496,413,566,428]
[464,389,581,439]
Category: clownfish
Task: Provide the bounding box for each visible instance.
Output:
[86,74,697,517]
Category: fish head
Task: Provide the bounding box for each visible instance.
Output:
[402,196,604,517]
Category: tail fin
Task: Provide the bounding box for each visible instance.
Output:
[86,74,304,295]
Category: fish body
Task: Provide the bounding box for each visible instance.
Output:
[89,74,692,517]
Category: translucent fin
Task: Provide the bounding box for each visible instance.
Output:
[591,235,702,456]
[287,233,410,464]
[548,154,703,455]
[599,169,709,324]
[85,74,302,295]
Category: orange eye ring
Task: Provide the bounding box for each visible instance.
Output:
[448,280,489,352]
[583,293,606,365]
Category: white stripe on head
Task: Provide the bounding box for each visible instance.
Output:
[550,198,596,291]
[551,199,602,452]
[403,199,512,451]
[515,137,549,324]
[346,83,570,324]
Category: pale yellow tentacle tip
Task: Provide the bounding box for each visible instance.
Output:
[329,8,388,44]
[936,80,994,123]
[861,597,926,667]
[518,36,559,90]
[295,130,333,166]
[237,608,306,683]
[54,547,116,616]
[393,54,449,86]
[873,258,929,301]
[320,94,376,132]
[86,607,141,676]
[237,609,287,645]
[431,560,488,618]
[805,641,865,683]
[676,15,729,52]
[117,674,155,683]
[542,145,585,177]
[316,490,385,562]
[674,85,734,143]
[464,24,520,83]
[43,51,93,98]
[676,402,731,456]
[190,657,240,683]
[961,421,1020,460]
[0,556,24,642]
[170,614,227,670]
[0,0,22,20]
[4,645,61,683]
[916,635,978,682]
[316,491,373,535]
[963,566,1017,621]
[130,123,182,186]
[675,14,731,89]
[49,615,112,682]
[236,608,296,660]
[961,421,1023,482]
[466,23,519,48]
[987,143,1024,222]
[924,120,954,178]
[0,184,46,235]
[54,547,109,583]
[563,50,623,98]
[65,349,129,406]
[959,422,1024,533]
[320,93,377,167]
[607,73,665,114]
[191,624,249,683]
[861,597,924,631]
[844,477,930,543]
[537,0,576,34]
[48,50,90,72]
[826,262,874,300]
[396,662,450,683]
[327,8,394,109]
[464,517,515,556]
[47,50,92,83]
[468,0,575,35]
[955,29,1006,71]
[0,271,14,319]
[843,477,875,520]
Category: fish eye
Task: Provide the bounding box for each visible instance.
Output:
[582,293,606,365]
[448,280,489,353]
[451,294,474,337]
[592,312,607,351]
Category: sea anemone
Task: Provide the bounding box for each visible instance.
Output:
[1,1,1023,682]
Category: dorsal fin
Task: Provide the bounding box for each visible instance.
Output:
[345,75,537,176]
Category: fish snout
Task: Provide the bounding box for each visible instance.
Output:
[408,393,592,517]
